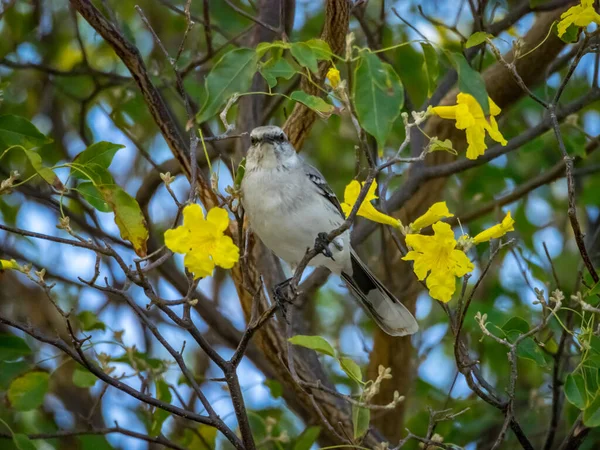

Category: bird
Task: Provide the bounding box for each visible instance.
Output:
[240,125,418,336]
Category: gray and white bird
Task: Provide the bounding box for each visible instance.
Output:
[241,125,418,336]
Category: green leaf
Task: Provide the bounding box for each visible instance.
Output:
[150,379,172,436]
[78,435,113,450]
[502,316,529,334]
[259,57,297,88]
[353,52,404,149]
[290,43,319,73]
[256,40,290,58]
[8,371,49,411]
[0,334,31,361]
[71,142,125,179]
[234,158,246,188]
[264,379,283,398]
[303,39,333,57]
[77,182,111,212]
[13,434,37,450]
[421,43,439,97]
[429,138,457,154]
[516,337,546,366]
[465,32,492,48]
[288,335,336,357]
[99,185,148,257]
[77,311,106,331]
[197,48,258,123]
[565,373,588,410]
[584,394,600,427]
[588,281,600,298]
[293,426,321,450]
[555,21,580,43]
[564,128,587,159]
[339,357,362,384]
[289,91,334,116]
[451,52,490,115]
[352,403,370,439]
[0,361,29,389]
[112,351,167,372]
[0,115,51,151]
[289,39,332,74]
[73,366,97,388]
[69,162,114,186]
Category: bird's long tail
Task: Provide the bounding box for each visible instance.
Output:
[341,250,418,337]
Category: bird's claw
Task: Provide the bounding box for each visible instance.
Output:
[315,232,335,261]
[273,278,296,318]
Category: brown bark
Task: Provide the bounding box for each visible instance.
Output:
[367,9,569,442]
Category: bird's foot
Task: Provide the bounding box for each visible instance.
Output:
[314,232,335,261]
[273,278,297,317]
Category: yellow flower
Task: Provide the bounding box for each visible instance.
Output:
[0,259,19,271]
[403,222,474,302]
[472,211,515,244]
[341,180,401,228]
[432,93,507,160]
[409,201,454,232]
[164,204,239,279]
[557,0,600,38]
[326,67,341,88]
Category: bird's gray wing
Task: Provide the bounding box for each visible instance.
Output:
[304,163,345,218]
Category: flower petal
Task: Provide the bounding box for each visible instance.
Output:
[489,96,502,116]
[343,180,361,205]
[450,249,475,277]
[326,67,341,88]
[164,226,192,254]
[182,204,206,228]
[472,211,515,244]
[465,126,487,160]
[212,236,240,269]
[454,104,476,129]
[184,251,214,279]
[410,202,454,231]
[426,271,456,302]
[365,179,379,202]
[357,203,401,227]
[206,207,231,233]
[484,116,508,146]
[557,8,578,37]
[431,105,458,120]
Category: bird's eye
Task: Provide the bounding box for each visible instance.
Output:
[251,136,258,145]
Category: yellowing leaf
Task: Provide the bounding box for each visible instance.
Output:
[100,185,149,257]
[8,371,49,411]
[73,366,97,388]
[465,31,492,48]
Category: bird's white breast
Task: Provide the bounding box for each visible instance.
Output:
[241,166,350,273]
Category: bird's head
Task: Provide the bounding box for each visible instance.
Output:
[247,126,297,169]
